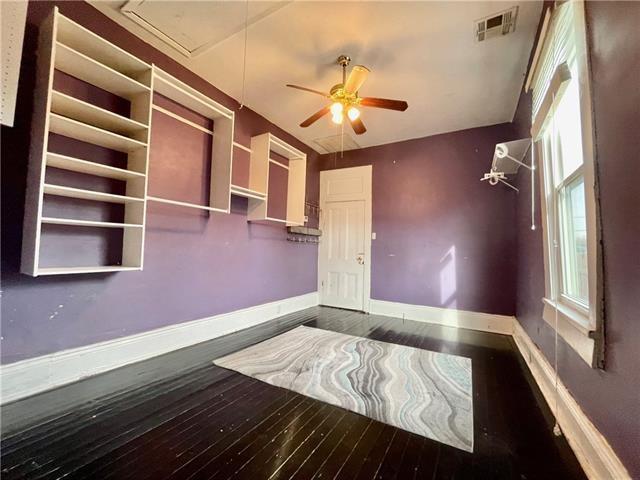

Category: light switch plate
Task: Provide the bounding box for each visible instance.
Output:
[372,232,376,240]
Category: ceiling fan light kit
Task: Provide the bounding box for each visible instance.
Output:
[286,54,408,135]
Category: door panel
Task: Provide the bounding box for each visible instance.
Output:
[320,200,365,310]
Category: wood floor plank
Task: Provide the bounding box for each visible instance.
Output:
[0,306,587,480]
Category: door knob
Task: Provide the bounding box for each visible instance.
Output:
[356,253,365,265]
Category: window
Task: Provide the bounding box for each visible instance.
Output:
[527,0,602,367]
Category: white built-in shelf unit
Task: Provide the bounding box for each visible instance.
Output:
[21,7,309,277]
[21,8,152,276]
[148,66,234,214]
[247,133,307,226]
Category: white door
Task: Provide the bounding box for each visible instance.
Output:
[319,166,372,311]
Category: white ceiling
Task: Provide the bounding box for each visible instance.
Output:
[91,1,542,153]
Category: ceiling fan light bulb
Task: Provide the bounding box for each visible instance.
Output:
[347,106,360,121]
[331,113,343,124]
[330,102,343,116]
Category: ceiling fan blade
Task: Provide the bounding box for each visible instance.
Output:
[343,65,370,94]
[360,97,408,111]
[300,105,331,127]
[286,84,329,97]
[349,116,366,135]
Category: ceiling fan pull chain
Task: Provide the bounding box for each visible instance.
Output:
[239,0,249,110]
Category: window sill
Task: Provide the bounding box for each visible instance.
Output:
[542,298,596,367]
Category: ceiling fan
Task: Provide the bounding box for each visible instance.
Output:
[286,55,409,135]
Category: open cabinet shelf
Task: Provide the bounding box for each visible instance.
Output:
[46,152,146,180]
[150,66,234,213]
[48,113,147,153]
[50,90,148,138]
[41,217,143,228]
[43,184,144,204]
[247,133,306,226]
[21,7,152,276]
[37,266,141,276]
[230,184,267,201]
[55,42,150,99]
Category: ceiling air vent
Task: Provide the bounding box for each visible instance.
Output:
[314,134,360,154]
[475,6,518,42]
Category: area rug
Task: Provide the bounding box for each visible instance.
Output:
[214,326,473,452]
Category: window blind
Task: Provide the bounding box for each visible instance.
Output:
[530,2,577,125]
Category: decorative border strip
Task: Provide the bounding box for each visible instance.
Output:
[0,292,318,405]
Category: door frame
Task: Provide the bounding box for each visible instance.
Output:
[318,165,372,312]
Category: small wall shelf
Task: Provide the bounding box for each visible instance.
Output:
[230,184,267,201]
[21,8,152,276]
[247,133,306,226]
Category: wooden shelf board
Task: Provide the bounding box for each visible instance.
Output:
[230,184,267,201]
[36,266,140,276]
[43,184,144,204]
[46,152,145,180]
[147,195,228,213]
[41,217,143,229]
[269,158,290,170]
[269,133,305,160]
[56,14,150,78]
[51,90,148,137]
[153,69,232,120]
[49,113,147,153]
[55,42,150,99]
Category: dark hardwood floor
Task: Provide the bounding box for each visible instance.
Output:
[0,307,586,479]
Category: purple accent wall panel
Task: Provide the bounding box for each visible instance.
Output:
[231,146,250,189]
[513,2,640,475]
[0,1,319,364]
[153,93,213,131]
[319,124,519,316]
[147,108,212,205]
[266,162,288,221]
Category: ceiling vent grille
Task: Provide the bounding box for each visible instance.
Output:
[475,6,519,42]
[314,134,360,154]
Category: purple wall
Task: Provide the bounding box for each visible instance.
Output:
[0,1,320,364]
[319,123,520,316]
[513,2,640,475]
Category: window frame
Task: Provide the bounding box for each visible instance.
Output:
[528,0,603,368]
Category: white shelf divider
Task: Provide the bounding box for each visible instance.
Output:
[230,184,267,201]
[46,152,145,180]
[37,266,140,276]
[56,14,150,79]
[55,42,150,99]
[48,113,147,153]
[50,90,148,137]
[43,183,144,204]
[41,217,143,228]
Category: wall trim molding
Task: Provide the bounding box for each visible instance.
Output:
[369,299,515,336]
[0,292,319,405]
[512,319,630,480]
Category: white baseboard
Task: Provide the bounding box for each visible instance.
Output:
[369,299,515,336]
[512,320,630,480]
[0,292,319,405]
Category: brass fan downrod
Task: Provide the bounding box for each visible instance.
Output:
[337,54,351,84]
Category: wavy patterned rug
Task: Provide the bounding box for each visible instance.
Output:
[214,325,473,452]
